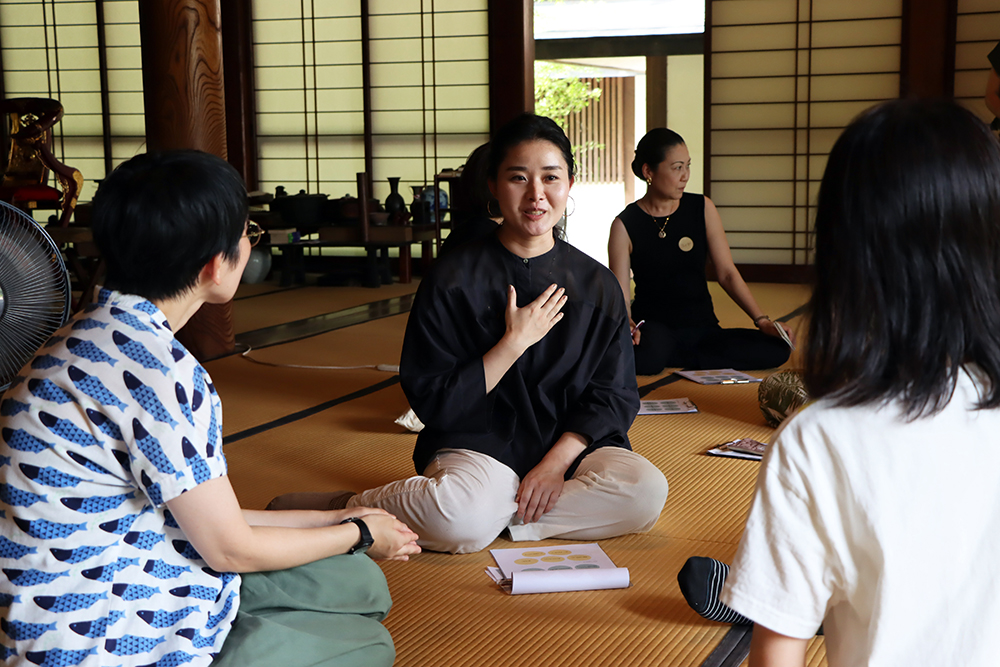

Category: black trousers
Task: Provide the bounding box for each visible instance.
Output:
[632,321,791,375]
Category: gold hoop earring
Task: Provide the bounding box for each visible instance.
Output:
[565,195,576,217]
[487,200,501,218]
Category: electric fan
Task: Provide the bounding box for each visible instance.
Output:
[0,199,71,391]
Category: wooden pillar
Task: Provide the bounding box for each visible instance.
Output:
[900,0,957,98]
[623,76,636,204]
[139,0,234,361]
[646,55,667,131]
[488,0,534,133]
[221,0,258,191]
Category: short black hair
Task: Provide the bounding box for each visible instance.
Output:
[631,128,685,179]
[487,113,576,180]
[92,150,248,302]
[805,98,1000,416]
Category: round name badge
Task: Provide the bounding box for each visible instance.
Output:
[678,236,694,252]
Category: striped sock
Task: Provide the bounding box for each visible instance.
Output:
[677,557,753,625]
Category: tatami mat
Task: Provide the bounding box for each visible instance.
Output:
[207,282,826,667]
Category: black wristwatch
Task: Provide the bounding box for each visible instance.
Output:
[340,517,374,555]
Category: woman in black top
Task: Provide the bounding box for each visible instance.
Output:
[608,128,794,375]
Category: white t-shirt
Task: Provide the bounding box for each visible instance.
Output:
[722,368,1000,667]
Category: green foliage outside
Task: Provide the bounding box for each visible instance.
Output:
[534,61,602,129]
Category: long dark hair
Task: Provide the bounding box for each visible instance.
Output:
[631,128,685,179]
[805,99,1000,416]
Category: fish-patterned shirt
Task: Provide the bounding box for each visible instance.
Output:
[0,288,238,667]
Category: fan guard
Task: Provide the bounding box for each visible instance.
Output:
[0,200,71,391]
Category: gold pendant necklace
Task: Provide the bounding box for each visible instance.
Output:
[655,216,669,238]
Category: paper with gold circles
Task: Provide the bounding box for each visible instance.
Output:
[486,544,629,595]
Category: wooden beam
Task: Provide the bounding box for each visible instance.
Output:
[536,33,703,60]
[139,0,234,361]
[900,0,957,98]
[488,0,534,133]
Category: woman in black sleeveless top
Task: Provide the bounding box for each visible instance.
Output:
[608,128,794,374]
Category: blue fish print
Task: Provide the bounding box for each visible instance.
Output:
[175,383,194,426]
[137,650,197,667]
[13,517,87,540]
[69,367,128,412]
[206,403,219,453]
[124,530,166,550]
[112,449,134,475]
[163,509,179,529]
[3,569,69,587]
[82,557,140,582]
[143,559,191,580]
[0,482,47,507]
[85,409,126,442]
[33,591,108,613]
[61,491,135,514]
[1,398,30,417]
[124,373,179,429]
[67,451,112,475]
[192,366,208,410]
[207,591,236,629]
[0,593,21,607]
[0,644,17,660]
[181,438,211,485]
[0,456,8,467]
[1,617,57,640]
[111,307,155,333]
[69,610,126,638]
[140,470,164,506]
[111,583,160,601]
[176,627,223,649]
[132,300,159,316]
[113,330,170,376]
[20,463,84,488]
[168,585,218,601]
[50,543,112,564]
[66,337,118,367]
[38,412,102,448]
[71,317,108,331]
[24,646,98,667]
[171,540,201,561]
[132,420,180,477]
[27,379,75,405]
[105,634,167,656]
[30,355,66,370]
[41,335,65,349]
[95,288,112,306]
[171,341,186,362]
[0,535,37,559]
[136,606,199,629]
[100,511,143,535]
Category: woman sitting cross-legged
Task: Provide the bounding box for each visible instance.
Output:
[0,151,419,667]
[608,128,794,375]
[271,114,668,554]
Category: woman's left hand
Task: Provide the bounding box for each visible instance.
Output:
[516,464,565,524]
[759,318,797,345]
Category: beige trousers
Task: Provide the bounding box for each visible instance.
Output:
[349,447,668,554]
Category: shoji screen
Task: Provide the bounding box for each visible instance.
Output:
[708,0,902,266]
[0,0,144,203]
[251,0,489,207]
[954,0,1000,123]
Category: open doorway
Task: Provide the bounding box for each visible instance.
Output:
[533,0,705,265]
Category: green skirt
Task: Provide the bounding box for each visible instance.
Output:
[213,554,394,667]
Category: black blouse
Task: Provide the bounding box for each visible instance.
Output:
[400,232,639,479]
